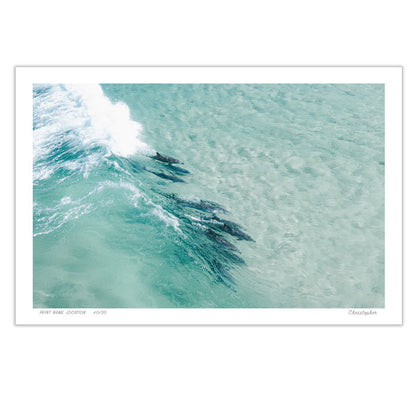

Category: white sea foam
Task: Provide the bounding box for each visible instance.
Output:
[33,83,154,161]
[151,206,181,232]
[64,84,153,157]
[89,180,181,232]
[60,196,72,205]
[33,165,55,181]
[114,181,181,232]
[34,203,94,237]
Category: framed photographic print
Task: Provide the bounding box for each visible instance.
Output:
[15,66,402,324]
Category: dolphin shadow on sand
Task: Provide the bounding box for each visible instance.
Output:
[143,150,255,288]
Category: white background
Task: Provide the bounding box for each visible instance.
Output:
[16,67,402,325]
[1,1,413,415]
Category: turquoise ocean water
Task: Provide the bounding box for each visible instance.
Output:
[33,83,385,308]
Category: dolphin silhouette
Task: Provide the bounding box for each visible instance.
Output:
[205,229,241,252]
[165,194,228,214]
[150,171,185,183]
[210,216,255,241]
[151,152,183,164]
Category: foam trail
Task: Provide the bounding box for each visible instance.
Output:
[64,84,153,157]
[33,84,154,160]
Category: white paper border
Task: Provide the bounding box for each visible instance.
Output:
[15,66,402,325]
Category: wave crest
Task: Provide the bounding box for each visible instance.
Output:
[33,83,153,158]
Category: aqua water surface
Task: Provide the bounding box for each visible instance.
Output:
[33,83,385,308]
